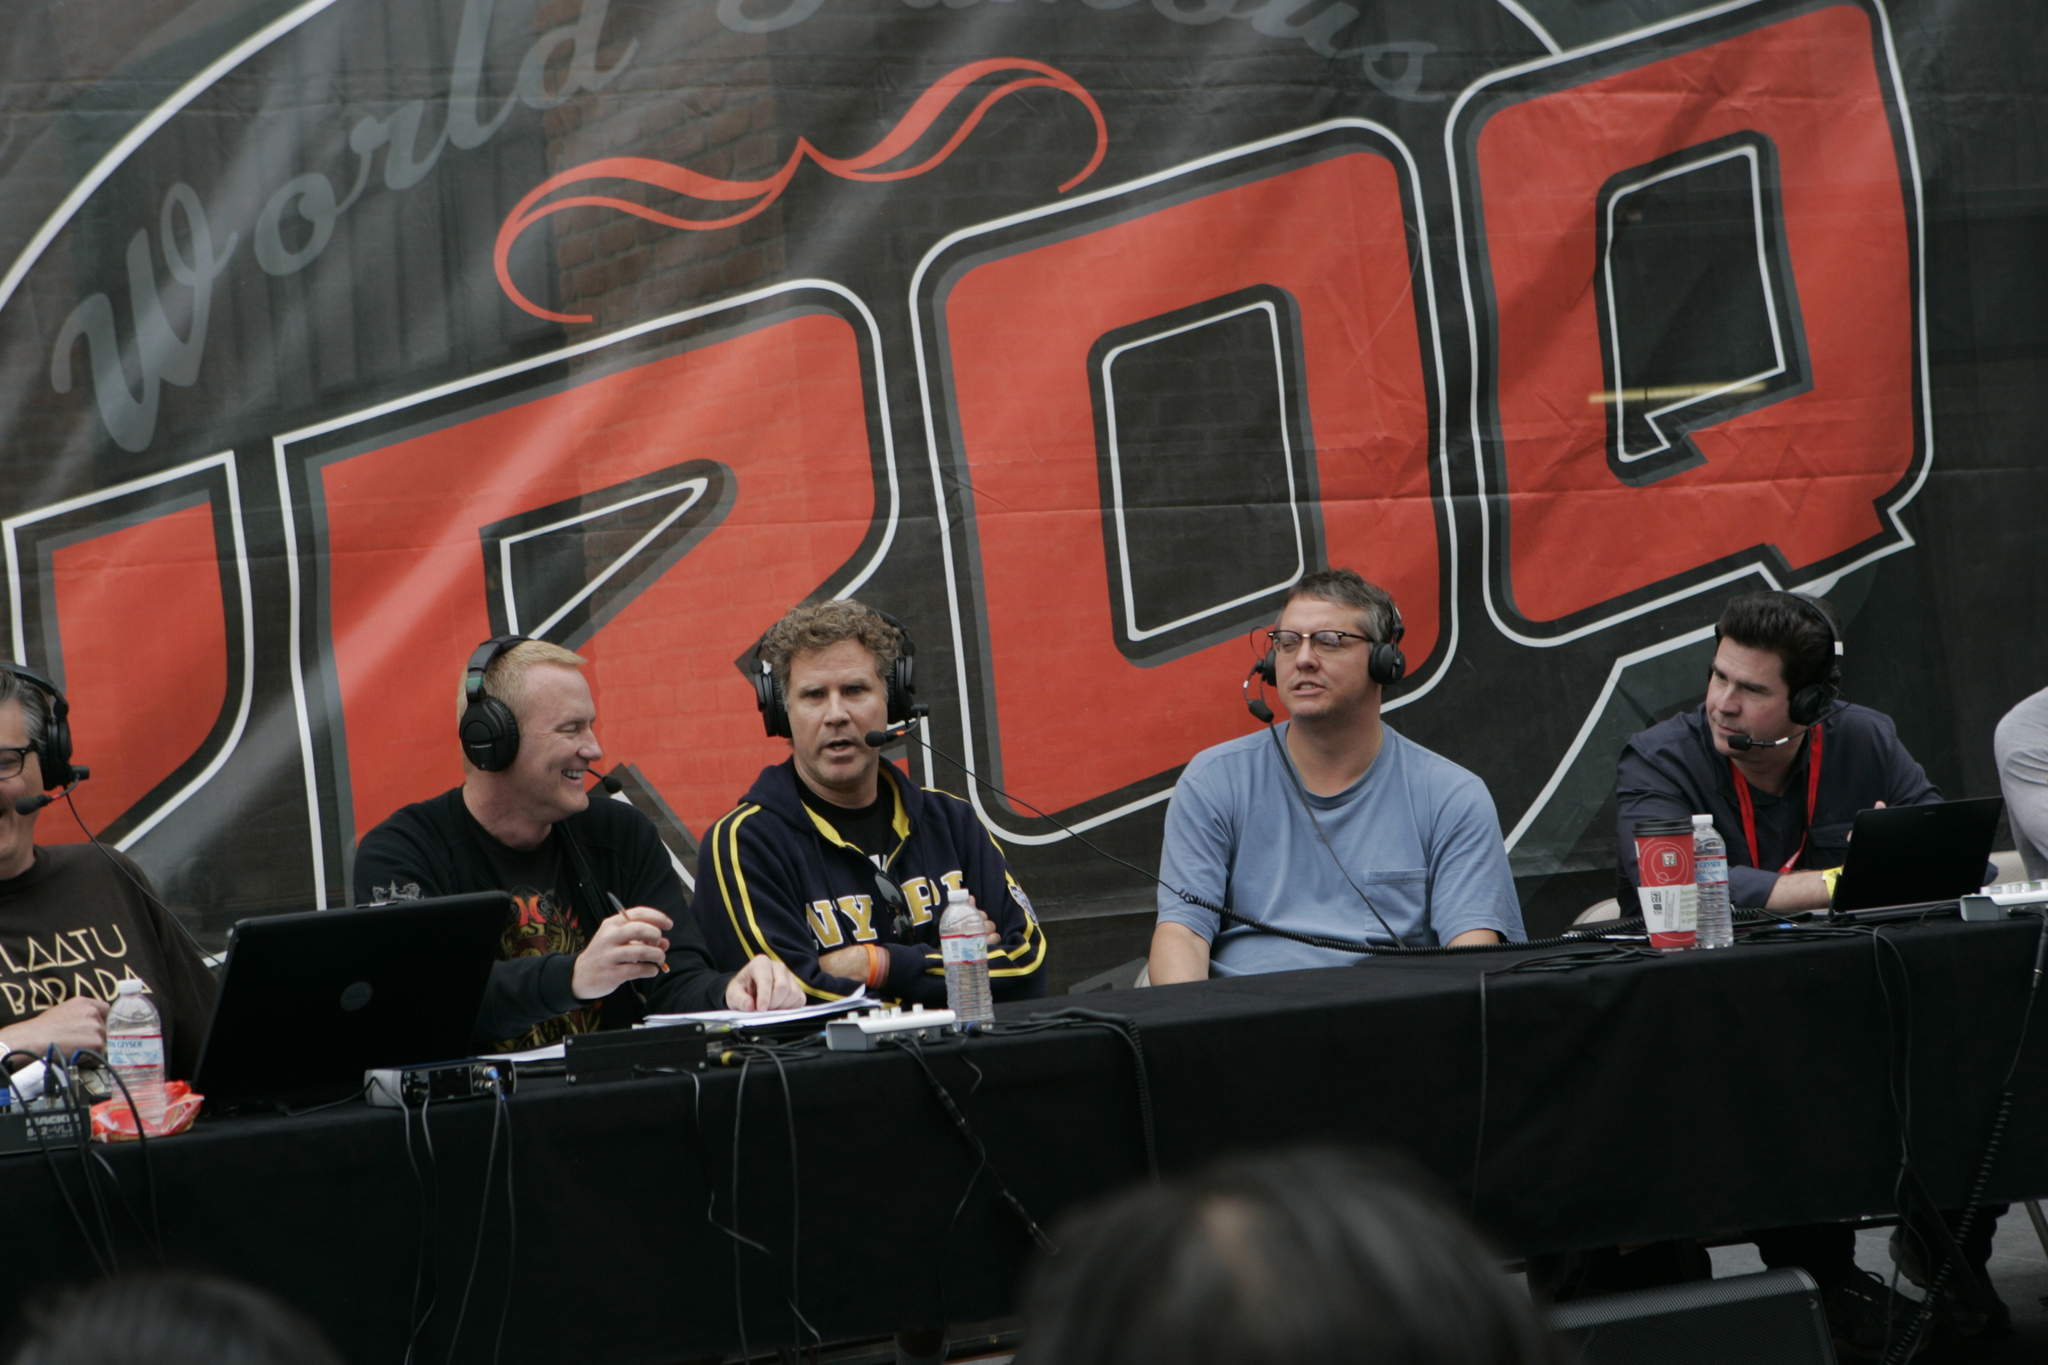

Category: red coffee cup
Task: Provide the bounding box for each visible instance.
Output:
[1634,818,1698,951]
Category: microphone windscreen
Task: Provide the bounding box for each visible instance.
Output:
[1247,698,1275,724]
[864,730,892,748]
[598,772,624,795]
[14,794,49,816]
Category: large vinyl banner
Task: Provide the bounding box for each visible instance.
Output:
[3,0,2043,966]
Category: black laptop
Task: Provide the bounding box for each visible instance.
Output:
[1829,797,2003,914]
[191,892,510,1109]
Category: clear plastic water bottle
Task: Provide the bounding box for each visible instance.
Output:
[1693,815,1734,951]
[939,888,994,1028]
[105,978,167,1131]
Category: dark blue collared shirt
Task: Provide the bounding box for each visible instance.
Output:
[1615,702,1939,908]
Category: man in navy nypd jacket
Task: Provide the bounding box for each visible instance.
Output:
[695,600,1047,1005]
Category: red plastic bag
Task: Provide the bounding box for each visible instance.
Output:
[91,1081,201,1141]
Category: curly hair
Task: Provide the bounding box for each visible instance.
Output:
[757,599,903,688]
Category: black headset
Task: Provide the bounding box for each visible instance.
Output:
[459,635,529,772]
[2,662,76,790]
[751,607,917,739]
[1252,597,1407,691]
[1716,591,1842,727]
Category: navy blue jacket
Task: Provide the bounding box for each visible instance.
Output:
[1616,702,1939,908]
[695,760,1048,1004]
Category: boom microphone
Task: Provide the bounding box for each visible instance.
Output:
[1727,733,1794,751]
[595,770,624,795]
[865,703,931,748]
[14,769,88,816]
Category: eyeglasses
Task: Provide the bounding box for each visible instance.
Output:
[1267,629,1373,655]
[0,747,31,781]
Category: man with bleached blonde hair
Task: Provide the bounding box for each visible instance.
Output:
[355,636,803,1052]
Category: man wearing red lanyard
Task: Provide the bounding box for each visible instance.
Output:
[1605,591,2014,1352]
[1615,591,1939,912]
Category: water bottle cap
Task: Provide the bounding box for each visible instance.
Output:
[947,887,970,903]
[115,978,144,996]
[1692,814,1713,829]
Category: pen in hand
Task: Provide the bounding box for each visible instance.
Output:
[608,891,670,972]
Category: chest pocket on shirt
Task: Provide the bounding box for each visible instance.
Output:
[1351,867,1429,943]
[1809,821,1854,866]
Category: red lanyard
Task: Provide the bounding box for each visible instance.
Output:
[1731,722,1824,874]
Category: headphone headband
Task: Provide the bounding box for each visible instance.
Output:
[1250,589,1407,692]
[750,606,917,739]
[1713,592,1842,727]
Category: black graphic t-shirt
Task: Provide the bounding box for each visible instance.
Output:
[466,830,597,1050]
[353,786,732,1051]
[0,844,218,1078]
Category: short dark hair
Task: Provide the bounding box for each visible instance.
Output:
[1017,1147,1567,1365]
[9,1272,344,1365]
[1716,591,1840,696]
[1283,569,1398,644]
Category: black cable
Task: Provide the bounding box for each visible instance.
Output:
[1260,720,1406,946]
[490,1084,518,1365]
[62,788,214,964]
[888,1035,1054,1253]
[902,723,1679,956]
[761,1048,820,1351]
[1468,945,1663,1215]
[442,1087,505,1365]
[63,1055,119,1273]
[93,1055,165,1262]
[277,1082,369,1117]
[1004,1008,1159,1183]
[400,1095,441,1365]
[1880,908,2048,1362]
[30,1059,111,1277]
[731,1056,754,1365]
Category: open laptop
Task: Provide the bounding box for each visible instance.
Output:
[1829,797,2004,914]
[191,892,510,1109]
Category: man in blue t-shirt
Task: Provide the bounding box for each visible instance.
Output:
[1149,570,1523,983]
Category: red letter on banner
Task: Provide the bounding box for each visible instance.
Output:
[43,504,229,839]
[1468,4,1918,627]
[316,309,880,848]
[936,146,1440,816]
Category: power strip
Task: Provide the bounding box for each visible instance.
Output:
[365,1060,514,1109]
[825,1005,957,1052]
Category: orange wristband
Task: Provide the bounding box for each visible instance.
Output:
[865,943,890,990]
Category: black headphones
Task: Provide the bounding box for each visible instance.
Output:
[2,662,76,791]
[459,636,528,772]
[751,608,917,739]
[1252,597,1407,691]
[1715,592,1842,728]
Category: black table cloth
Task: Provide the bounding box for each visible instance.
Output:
[4,915,2044,1364]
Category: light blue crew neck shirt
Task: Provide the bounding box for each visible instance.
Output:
[1156,722,1524,975]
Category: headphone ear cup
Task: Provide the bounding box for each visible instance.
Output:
[1787,683,1835,729]
[460,696,521,772]
[1369,643,1407,687]
[887,653,915,725]
[38,695,74,790]
[1254,650,1277,686]
[751,661,792,739]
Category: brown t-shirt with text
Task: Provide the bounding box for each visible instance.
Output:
[0,845,218,1078]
